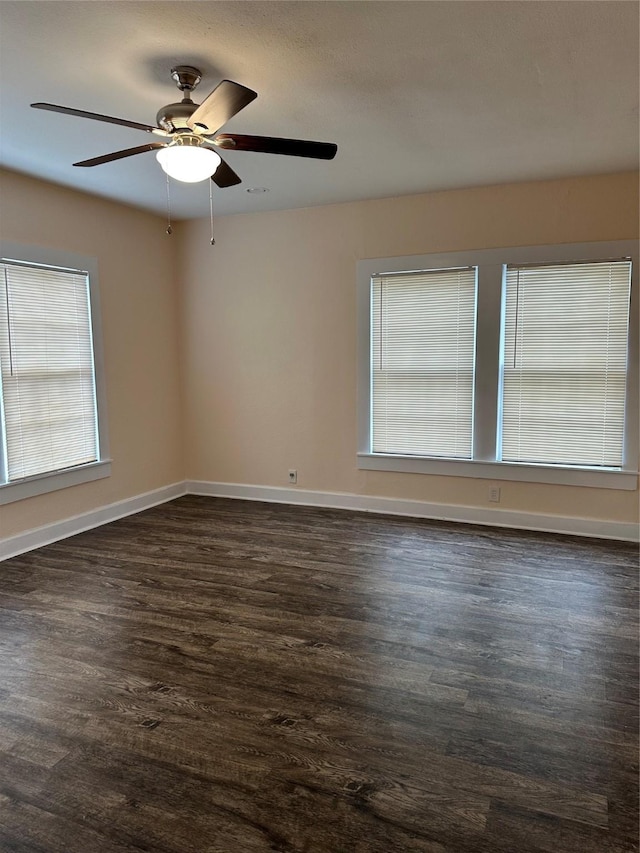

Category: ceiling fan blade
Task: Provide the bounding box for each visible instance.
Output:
[187,80,257,135]
[212,157,242,188]
[214,134,337,160]
[73,143,167,167]
[31,103,168,136]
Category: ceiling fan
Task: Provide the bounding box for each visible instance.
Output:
[31,66,338,186]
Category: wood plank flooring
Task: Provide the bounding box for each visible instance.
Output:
[0,495,637,852]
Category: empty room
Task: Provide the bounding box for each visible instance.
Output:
[0,2,638,852]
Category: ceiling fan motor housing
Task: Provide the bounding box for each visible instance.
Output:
[156,100,199,132]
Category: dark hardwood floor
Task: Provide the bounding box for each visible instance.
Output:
[0,495,637,853]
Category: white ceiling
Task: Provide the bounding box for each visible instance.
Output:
[1,1,638,220]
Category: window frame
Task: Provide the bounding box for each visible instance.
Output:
[357,240,638,490]
[0,242,111,505]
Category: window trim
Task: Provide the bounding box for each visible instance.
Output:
[357,240,639,490]
[0,241,111,505]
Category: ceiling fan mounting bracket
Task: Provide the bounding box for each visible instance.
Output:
[170,66,202,93]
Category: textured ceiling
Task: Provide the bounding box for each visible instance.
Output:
[0,1,638,220]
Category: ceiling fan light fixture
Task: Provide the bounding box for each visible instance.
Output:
[156,139,221,183]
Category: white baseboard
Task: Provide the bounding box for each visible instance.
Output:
[0,482,186,561]
[2,479,636,561]
[187,480,639,542]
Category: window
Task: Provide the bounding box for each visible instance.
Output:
[501,260,631,468]
[371,267,476,458]
[0,243,110,505]
[358,241,638,489]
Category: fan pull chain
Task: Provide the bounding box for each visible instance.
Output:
[209,180,215,246]
[165,172,173,235]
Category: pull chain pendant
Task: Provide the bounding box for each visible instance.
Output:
[165,172,173,235]
[209,179,215,246]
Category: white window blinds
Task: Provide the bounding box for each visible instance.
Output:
[371,267,476,458]
[0,261,99,481]
[501,259,632,468]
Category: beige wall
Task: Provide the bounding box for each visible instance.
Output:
[180,172,639,526]
[0,169,184,538]
[1,169,638,542]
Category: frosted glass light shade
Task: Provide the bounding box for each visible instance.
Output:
[156,145,221,183]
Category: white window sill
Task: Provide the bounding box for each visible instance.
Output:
[0,460,112,505]
[357,453,638,490]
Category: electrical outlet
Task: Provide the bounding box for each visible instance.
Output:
[288,469,297,484]
[489,486,501,503]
